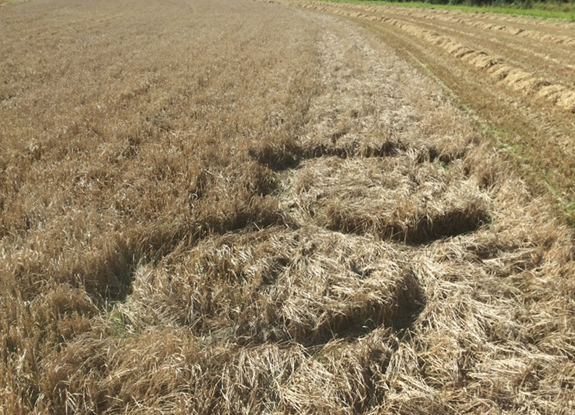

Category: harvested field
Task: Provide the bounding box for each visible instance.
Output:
[271,0,575,222]
[1,0,575,414]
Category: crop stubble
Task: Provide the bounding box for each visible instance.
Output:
[272,0,575,222]
[1,0,574,414]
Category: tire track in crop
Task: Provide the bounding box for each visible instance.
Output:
[276,0,575,113]
[370,5,575,47]
[264,0,575,225]
[374,7,575,102]
[380,7,575,82]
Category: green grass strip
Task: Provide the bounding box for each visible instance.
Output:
[319,0,575,20]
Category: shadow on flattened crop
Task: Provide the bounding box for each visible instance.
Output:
[327,206,491,246]
[282,270,425,348]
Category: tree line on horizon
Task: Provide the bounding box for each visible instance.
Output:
[378,0,574,7]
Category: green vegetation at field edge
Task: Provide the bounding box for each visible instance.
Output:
[320,0,575,20]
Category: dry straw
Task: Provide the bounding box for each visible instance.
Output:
[1,0,574,413]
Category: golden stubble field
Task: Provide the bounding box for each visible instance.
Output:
[1,0,574,413]
[273,0,575,221]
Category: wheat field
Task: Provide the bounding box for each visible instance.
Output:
[275,0,575,224]
[1,0,574,413]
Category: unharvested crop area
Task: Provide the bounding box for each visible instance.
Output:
[1,0,575,413]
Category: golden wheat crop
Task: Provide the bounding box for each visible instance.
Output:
[1,0,574,414]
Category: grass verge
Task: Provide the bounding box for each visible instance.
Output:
[317,0,575,19]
